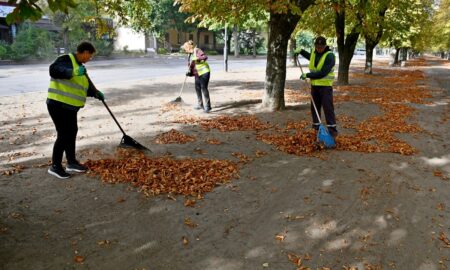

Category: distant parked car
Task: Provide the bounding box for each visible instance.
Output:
[354,48,366,55]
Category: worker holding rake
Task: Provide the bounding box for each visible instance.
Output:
[182,40,212,113]
[299,36,338,138]
[46,41,105,179]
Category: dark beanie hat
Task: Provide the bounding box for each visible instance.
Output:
[314,36,327,46]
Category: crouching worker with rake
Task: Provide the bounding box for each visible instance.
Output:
[299,36,338,139]
[46,41,105,179]
[182,40,212,113]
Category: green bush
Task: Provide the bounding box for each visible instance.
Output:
[92,39,114,56]
[157,47,168,54]
[205,50,218,55]
[10,23,55,60]
[0,41,11,60]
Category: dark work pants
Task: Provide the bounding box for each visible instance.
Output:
[310,85,337,133]
[195,72,211,109]
[47,104,78,167]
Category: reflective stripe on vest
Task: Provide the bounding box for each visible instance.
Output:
[309,51,335,86]
[192,54,210,76]
[47,53,89,107]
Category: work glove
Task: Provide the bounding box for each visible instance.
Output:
[76,66,86,76]
[300,73,307,80]
[186,71,193,77]
[94,90,105,101]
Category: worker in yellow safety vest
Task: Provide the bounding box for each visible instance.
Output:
[182,40,212,113]
[46,41,105,179]
[299,36,338,138]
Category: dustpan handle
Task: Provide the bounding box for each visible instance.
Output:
[102,100,127,136]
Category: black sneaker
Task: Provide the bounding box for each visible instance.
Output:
[204,108,211,113]
[66,162,88,173]
[48,165,70,179]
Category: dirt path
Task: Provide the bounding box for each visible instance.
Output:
[0,57,449,270]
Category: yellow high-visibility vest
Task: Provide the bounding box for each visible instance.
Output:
[309,51,335,86]
[47,53,89,107]
[192,54,210,76]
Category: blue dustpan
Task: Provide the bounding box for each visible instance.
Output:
[318,124,336,148]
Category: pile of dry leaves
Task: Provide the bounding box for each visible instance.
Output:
[154,129,196,144]
[199,115,272,131]
[85,149,239,197]
[259,67,430,156]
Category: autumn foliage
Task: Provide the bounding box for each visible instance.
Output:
[85,149,239,197]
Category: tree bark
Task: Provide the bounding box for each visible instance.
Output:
[262,12,300,111]
[394,48,400,65]
[335,1,360,85]
[233,24,239,57]
[289,36,297,66]
[365,41,375,74]
[363,6,387,74]
[252,29,257,58]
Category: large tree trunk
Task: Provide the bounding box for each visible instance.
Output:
[394,48,400,65]
[335,1,360,85]
[365,41,376,74]
[262,12,301,111]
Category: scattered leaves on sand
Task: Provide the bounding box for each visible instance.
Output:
[434,170,449,181]
[86,149,239,198]
[96,240,111,246]
[205,138,222,145]
[182,236,189,245]
[154,129,196,144]
[74,255,85,263]
[231,152,252,164]
[439,232,450,248]
[184,217,198,228]
[1,165,25,176]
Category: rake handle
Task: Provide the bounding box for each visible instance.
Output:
[101,99,127,136]
[296,55,322,124]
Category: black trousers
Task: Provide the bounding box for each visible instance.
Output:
[310,85,337,132]
[47,104,78,167]
[195,72,211,109]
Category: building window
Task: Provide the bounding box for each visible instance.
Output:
[204,35,209,44]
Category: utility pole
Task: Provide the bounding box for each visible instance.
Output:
[224,24,228,72]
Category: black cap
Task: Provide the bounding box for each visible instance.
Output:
[314,36,327,47]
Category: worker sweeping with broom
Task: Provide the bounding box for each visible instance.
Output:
[299,36,338,141]
[182,40,212,113]
[46,41,105,179]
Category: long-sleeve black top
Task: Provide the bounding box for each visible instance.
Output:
[299,47,335,79]
[47,53,97,110]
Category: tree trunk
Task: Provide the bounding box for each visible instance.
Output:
[394,48,400,65]
[252,29,257,58]
[362,3,388,74]
[365,41,376,74]
[233,24,239,57]
[262,12,301,111]
[226,30,232,55]
[335,1,360,85]
[289,36,297,66]
[224,27,228,72]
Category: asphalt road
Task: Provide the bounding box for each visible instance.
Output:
[0,55,272,96]
[0,54,373,97]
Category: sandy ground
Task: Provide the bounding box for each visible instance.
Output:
[0,56,449,270]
